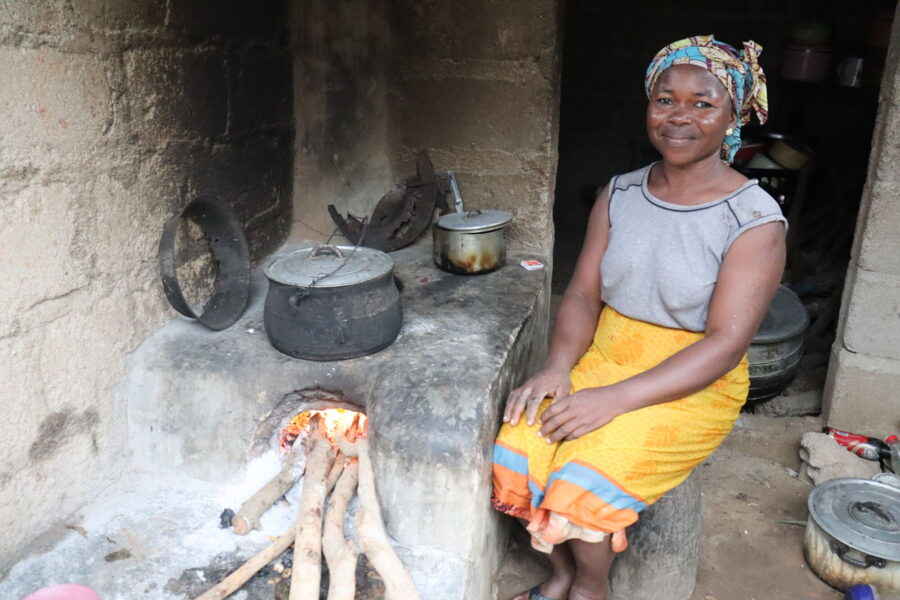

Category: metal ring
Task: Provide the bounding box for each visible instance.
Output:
[158,195,251,330]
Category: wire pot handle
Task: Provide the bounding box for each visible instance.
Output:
[311,244,345,259]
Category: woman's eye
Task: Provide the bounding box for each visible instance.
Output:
[696,101,713,108]
[656,97,672,105]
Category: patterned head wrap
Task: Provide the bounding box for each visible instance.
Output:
[644,35,769,163]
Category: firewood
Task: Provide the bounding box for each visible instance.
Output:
[348,413,364,441]
[324,450,345,493]
[194,520,297,600]
[289,416,336,600]
[354,439,420,600]
[323,459,360,600]
[337,437,359,458]
[196,418,351,600]
[232,448,305,535]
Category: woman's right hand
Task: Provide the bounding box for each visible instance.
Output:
[503,367,572,427]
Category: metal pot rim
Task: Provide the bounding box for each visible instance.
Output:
[158,195,250,331]
[807,477,900,562]
[265,244,394,288]
[436,209,512,233]
[753,284,810,343]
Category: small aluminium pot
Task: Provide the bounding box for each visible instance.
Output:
[433,209,513,275]
[805,478,900,593]
[263,245,402,361]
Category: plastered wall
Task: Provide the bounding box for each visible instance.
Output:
[0,1,293,573]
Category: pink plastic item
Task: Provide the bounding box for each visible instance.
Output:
[21,583,101,600]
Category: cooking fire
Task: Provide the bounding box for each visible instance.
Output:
[203,405,418,600]
[278,408,368,452]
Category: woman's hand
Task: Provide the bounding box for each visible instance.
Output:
[537,387,624,443]
[503,367,572,427]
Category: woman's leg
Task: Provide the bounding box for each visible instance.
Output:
[511,520,576,600]
[567,536,615,600]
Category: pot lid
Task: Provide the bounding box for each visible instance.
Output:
[265,244,394,288]
[808,478,900,561]
[436,209,513,233]
[753,284,810,344]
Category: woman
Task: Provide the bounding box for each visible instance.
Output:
[492,36,786,600]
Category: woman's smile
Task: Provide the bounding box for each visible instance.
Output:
[646,64,736,164]
[660,131,697,145]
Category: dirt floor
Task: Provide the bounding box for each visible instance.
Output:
[497,414,845,600]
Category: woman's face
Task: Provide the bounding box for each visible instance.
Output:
[646,64,737,166]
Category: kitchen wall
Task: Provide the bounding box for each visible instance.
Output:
[0,0,293,573]
[290,0,397,242]
[290,0,562,252]
[1,0,562,576]
[823,3,900,435]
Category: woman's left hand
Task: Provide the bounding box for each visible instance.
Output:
[537,387,624,443]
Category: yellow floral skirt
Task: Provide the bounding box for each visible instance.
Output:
[492,305,748,538]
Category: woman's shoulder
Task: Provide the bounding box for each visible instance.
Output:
[609,164,653,193]
[723,181,786,227]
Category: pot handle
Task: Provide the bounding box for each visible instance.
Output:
[311,244,345,259]
[829,541,886,569]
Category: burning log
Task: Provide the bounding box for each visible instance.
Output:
[323,459,360,600]
[352,438,421,600]
[196,410,367,600]
[289,415,336,600]
[232,448,305,535]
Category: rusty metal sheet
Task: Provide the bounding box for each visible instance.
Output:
[328,151,440,252]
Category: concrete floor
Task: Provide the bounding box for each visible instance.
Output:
[498,414,844,600]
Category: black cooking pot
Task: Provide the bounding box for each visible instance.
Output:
[263,245,402,361]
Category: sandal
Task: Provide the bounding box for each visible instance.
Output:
[528,585,560,600]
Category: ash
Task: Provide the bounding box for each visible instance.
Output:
[0,451,342,600]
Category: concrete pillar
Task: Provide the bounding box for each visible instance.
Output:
[822,4,900,436]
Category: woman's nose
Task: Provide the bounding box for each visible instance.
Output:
[667,107,691,124]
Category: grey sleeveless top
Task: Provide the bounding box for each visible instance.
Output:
[600,164,787,332]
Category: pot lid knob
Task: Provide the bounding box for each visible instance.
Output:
[310,244,346,259]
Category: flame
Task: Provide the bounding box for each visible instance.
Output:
[279,408,367,451]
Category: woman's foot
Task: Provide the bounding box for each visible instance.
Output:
[567,582,610,600]
[511,542,576,600]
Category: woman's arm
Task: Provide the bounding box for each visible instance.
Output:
[503,185,612,427]
[538,220,786,442]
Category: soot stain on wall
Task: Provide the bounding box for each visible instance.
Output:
[28,408,101,462]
